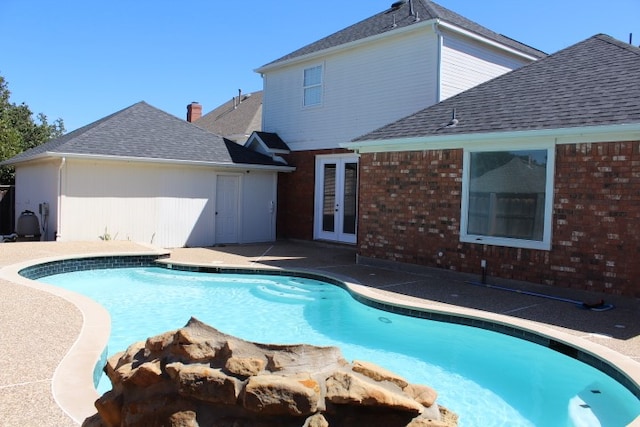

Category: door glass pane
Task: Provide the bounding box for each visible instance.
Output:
[342,162,357,234]
[322,164,336,232]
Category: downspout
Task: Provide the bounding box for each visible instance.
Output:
[434,20,443,103]
[56,157,65,240]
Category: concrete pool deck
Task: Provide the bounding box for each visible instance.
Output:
[1,240,639,426]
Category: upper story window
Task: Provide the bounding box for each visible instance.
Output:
[460,145,555,250]
[303,65,323,107]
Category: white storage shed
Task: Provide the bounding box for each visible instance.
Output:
[1,102,293,248]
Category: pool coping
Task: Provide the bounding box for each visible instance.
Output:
[160,261,640,398]
[4,252,640,426]
[0,249,168,425]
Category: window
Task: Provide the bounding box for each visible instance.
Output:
[460,146,554,250]
[303,65,323,107]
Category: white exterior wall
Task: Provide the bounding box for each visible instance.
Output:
[60,160,215,247]
[262,28,440,151]
[439,31,531,100]
[262,27,535,152]
[15,159,279,248]
[14,159,60,240]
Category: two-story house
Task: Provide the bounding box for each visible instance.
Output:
[255,0,545,245]
[344,33,640,297]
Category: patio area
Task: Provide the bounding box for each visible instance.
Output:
[1,240,639,426]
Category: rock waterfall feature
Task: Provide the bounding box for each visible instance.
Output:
[83,317,458,427]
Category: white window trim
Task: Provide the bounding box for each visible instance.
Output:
[303,64,323,108]
[459,142,555,251]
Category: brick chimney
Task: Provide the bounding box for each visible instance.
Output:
[186,102,202,122]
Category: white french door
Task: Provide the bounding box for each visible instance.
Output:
[314,155,358,244]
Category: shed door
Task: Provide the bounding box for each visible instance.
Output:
[314,155,358,244]
[215,175,240,244]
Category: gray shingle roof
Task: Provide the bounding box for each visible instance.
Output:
[260,0,545,68]
[253,132,290,151]
[353,34,640,142]
[2,101,285,167]
[195,91,263,142]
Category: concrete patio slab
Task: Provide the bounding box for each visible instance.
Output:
[1,240,639,425]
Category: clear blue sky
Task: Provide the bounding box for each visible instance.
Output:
[2,0,638,132]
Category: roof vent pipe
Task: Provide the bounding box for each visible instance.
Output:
[409,0,414,16]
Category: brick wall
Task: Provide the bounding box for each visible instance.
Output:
[358,149,467,269]
[276,149,348,240]
[553,142,640,296]
[357,142,640,297]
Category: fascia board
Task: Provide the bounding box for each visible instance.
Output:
[436,20,541,61]
[255,19,436,74]
[256,18,539,75]
[15,152,296,172]
[247,136,290,156]
[341,123,640,153]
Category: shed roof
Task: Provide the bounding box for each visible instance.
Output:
[2,101,288,169]
[259,0,545,69]
[352,34,640,143]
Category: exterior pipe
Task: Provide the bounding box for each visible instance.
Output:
[434,22,443,103]
[56,157,65,240]
[466,280,613,311]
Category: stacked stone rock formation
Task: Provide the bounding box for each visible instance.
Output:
[84,317,458,427]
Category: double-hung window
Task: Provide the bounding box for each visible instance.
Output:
[303,65,323,107]
[460,145,555,250]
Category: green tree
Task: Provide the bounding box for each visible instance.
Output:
[0,75,65,184]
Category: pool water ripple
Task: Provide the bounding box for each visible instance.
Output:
[41,267,640,427]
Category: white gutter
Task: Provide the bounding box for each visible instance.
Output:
[56,157,65,241]
[341,123,640,154]
[15,152,296,173]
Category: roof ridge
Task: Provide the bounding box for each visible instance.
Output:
[420,0,439,17]
[259,0,544,69]
[594,33,640,56]
[421,0,546,56]
[0,100,278,167]
[4,101,149,161]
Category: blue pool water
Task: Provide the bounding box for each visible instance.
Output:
[41,267,640,427]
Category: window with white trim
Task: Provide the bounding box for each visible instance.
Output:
[460,146,555,250]
[303,65,323,107]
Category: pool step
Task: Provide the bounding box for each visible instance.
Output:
[252,279,330,303]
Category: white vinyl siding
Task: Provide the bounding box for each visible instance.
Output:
[61,160,216,247]
[14,159,280,247]
[439,32,530,100]
[14,159,59,241]
[262,29,440,151]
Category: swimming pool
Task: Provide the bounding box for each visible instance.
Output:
[40,266,640,427]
